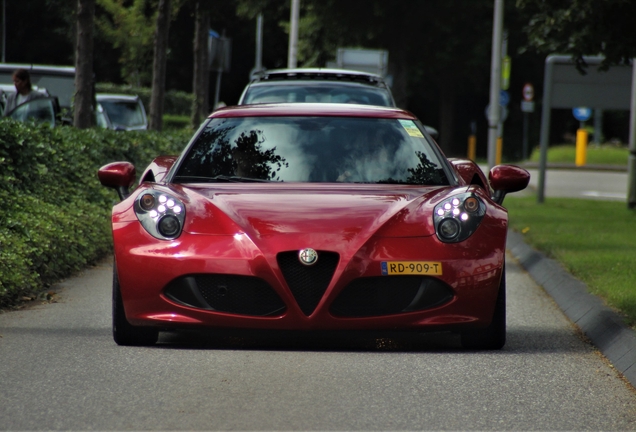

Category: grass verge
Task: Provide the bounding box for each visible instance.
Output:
[505,195,636,327]
[528,144,629,165]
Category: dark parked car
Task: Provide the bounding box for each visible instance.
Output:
[98,102,529,349]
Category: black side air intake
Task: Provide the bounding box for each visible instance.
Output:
[330,276,453,317]
[164,274,286,316]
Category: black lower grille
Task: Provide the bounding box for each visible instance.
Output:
[277,251,339,316]
[330,276,453,317]
[164,275,286,316]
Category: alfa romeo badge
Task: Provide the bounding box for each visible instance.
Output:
[298,248,318,266]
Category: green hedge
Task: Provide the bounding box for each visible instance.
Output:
[0,119,192,308]
[95,83,194,116]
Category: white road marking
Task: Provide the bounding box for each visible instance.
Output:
[581,191,626,200]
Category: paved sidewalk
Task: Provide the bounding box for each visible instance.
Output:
[520,162,628,172]
[507,229,636,387]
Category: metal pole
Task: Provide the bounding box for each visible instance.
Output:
[487,0,504,169]
[288,0,299,68]
[213,69,221,109]
[2,0,6,62]
[627,59,636,209]
[213,29,225,110]
[594,108,603,144]
[537,57,555,203]
[255,13,263,72]
[522,112,529,159]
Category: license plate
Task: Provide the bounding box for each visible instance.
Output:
[381,261,442,275]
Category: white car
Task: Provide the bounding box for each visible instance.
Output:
[96,93,148,131]
[239,68,396,106]
[238,68,439,139]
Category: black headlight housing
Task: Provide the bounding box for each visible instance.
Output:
[134,190,186,240]
[433,193,486,243]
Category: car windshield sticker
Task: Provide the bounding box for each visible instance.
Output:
[398,120,424,138]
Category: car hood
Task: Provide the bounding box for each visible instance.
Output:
[168,183,462,251]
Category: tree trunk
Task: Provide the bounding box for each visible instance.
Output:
[438,79,457,156]
[389,43,409,110]
[148,0,171,131]
[73,0,95,129]
[191,1,210,129]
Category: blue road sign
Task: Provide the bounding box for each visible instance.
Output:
[499,90,510,106]
[572,107,592,122]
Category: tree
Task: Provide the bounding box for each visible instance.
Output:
[148,0,171,131]
[74,0,96,129]
[191,0,211,128]
[262,0,496,156]
[516,0,636,70]
[96,0,156,86]
[3,0,75,65]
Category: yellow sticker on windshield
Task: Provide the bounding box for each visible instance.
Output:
[398,120,424,138]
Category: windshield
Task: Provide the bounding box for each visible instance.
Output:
[99,100,146,128]
[174,116,450,185]
[242,83,394,106]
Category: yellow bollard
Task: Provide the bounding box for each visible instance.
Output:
[495,137,503,165]
[575,129,588,166]
[468,135,476,161]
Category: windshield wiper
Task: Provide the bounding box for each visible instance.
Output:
[173,175,272,183]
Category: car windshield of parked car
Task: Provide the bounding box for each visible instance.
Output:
[242,83,394,106]
[174,116,450,185]
[99,100,145,128]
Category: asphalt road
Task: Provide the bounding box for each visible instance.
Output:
[523,167,628,201]
[1,255,636,430]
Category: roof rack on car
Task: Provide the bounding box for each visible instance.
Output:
[251,68,386,87]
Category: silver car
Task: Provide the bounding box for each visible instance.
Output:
[96,93,148,131]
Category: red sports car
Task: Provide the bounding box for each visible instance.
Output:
[98,103,529,349]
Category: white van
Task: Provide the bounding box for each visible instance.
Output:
[0,63,76,111]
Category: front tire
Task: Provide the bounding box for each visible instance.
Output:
[113,265,159,346]
[461,266,506,350]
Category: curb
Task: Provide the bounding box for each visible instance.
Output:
[507,229,636,386]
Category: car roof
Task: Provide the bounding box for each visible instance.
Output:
[0,83,47,95]
[210,102,416,120]
[249,68,389,87]
[96,93,140,102]
[0,63,75,77]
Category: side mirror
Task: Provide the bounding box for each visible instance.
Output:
[424,125,439,140]
[98,161,136,201]
[489,165,530,204]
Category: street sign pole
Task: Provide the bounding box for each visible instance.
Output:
[255,13,263,72]
[522,83,534,159]
[487,0,504,169]
[628,59,636,209]
[288,0,299,68]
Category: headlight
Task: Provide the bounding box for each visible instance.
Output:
[433,193,485,243]
[134,190,186,240]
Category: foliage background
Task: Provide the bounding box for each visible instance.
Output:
[0,120,191,307]
[1,0,547,160]
[4,0,635,158]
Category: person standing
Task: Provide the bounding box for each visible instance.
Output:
[3,69,45,115]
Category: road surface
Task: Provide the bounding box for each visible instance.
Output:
[525,167,627,201]
[1,254,636,430]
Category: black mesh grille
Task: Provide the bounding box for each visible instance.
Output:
[277,251,339,316]
[330,276,453,317]
[164,275,286,316]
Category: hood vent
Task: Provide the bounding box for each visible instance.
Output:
[277,251,339,316]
